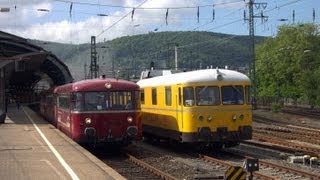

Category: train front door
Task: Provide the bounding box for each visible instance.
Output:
[57,95,72,137]
[176,87,184,129]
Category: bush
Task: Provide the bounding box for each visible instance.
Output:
[271,103,282,112]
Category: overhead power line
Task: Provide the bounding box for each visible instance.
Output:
[96,0,148,38]
[53,0,243,10]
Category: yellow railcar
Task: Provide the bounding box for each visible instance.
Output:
[137,68,252,147]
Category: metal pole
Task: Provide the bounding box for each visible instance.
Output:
[249,0,257,109]
[84,62,87,79]
[112,55,115,78]
[175,45,178,71]
[90,36,98,79]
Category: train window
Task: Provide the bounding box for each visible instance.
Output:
[183,87,194,106]
[152,88,157,105]
[196,86,220,106]
[221,86,244,105]
[72,93,83,111]
[165,86,172,106]
[140,89,145,104]
[58,95,69,109]
[245,86,251,104]
[178,88,181,106]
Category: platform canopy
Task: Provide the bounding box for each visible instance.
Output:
[0,31,73,88]
[0,31,73,103]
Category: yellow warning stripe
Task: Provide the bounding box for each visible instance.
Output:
[225,166,246,180]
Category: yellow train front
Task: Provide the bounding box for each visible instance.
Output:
[137,68,252,148]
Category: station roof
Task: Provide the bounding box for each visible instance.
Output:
[0,31,73,87]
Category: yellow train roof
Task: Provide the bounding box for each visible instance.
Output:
[137,69,250,87]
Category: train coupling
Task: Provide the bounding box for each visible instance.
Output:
[84,127,96,138]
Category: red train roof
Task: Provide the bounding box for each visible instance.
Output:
[54,77,139,93]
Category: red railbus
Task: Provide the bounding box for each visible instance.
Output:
[41,76,142,146]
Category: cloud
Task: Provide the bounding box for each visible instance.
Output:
[1,0,241,43]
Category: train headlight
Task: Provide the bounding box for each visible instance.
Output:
[239,114,244,120]
[127,116,133,123]
[198,115,204,121]
[232,115,237,121]
[85,117,92,124]
[207,115,213,122]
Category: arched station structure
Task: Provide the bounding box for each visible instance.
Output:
[0,31,73,122]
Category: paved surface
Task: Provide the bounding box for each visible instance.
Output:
[0,105,125,180]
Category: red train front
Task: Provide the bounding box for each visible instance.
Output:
[53,76,142,146]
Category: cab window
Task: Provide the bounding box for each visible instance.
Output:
[58,94,69,109]
[183,87,194,106]
[72,92,83,111]
[221,86,244,105]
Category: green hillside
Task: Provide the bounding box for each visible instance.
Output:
[31,31,264,80]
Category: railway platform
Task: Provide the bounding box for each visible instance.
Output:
[0,105,125,180]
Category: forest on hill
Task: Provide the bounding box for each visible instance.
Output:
[31,31,264,80]
[31,24,320,108]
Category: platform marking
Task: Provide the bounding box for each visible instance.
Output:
[41,159,68,180]
[23,108,80,180]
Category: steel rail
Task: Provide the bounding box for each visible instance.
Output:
[126,153,178,180]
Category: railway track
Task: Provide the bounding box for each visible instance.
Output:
[126,142,226,179]
[102,153,162,179]
[257,106,320,120]
[103,152,177,180]
[253,115,320,157]
[91,147,178,180]
[282,108,320,119]
[129,141,320,180]
[254,127,320,147]
[202,149,320,180]
[85,108,320,180]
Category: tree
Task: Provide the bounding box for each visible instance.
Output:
[256,23,320,107]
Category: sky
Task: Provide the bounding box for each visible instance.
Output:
[0,0,319,44]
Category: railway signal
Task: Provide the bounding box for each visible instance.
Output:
[243,158,259,180]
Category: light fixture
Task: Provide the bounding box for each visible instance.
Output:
[127,116,133,123]
[85,117,92,124]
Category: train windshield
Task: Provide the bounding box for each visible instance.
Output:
[221,86,244,105]
[196,86,220,106]
[72,91,140,111]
